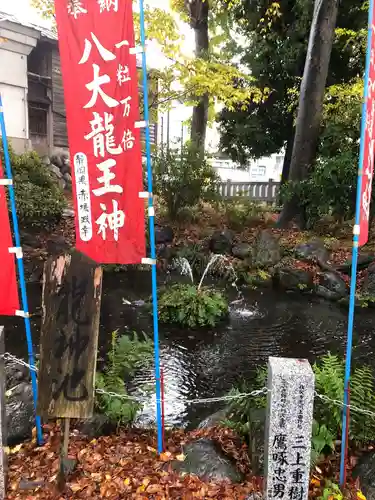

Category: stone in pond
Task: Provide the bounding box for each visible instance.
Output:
[295,238,330,265]
[316,271,347,300]
[171,438,244,482]
[252,230,281,267]
[232,242,252,260]
[209,229,234,254]
[273,265,313,292]
[353,450,375,500]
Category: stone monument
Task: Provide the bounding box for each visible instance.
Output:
[264,357,314,500]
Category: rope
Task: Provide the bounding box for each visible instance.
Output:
[4,352,375,417]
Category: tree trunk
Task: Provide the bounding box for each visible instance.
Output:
[186,0,209,155]
[280,132,294,186]
[277,0,339,228]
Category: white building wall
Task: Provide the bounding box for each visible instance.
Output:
[211,153,284,183]
[0,48,28,140]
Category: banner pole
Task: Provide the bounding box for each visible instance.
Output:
[0,94,43,445]
[138,0,163,454]
[339,0,374,486]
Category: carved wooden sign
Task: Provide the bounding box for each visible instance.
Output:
[37,250,102,419]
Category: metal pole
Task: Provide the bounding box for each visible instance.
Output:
[0,94,43,445]
[138,0,163,454]
[339,0,374,486]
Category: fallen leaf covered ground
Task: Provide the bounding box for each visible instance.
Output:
[6,426,363,499]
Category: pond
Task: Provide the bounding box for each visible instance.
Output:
[2,269,375,429]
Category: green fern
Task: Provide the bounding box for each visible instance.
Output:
[313,354,344,433]
[95,331,153,427]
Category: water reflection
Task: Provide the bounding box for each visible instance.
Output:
[2,272,375,428]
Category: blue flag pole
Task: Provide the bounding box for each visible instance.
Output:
[0,94,43,445]
[138,0,163,453]
[339,0,374,486]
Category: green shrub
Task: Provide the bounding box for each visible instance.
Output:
[223,199,263,230]
[153,146,219,220]
[1,147,66,228]
[95,331,153,426]
[158,283,228,328]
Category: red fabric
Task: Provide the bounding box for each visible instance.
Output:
[0,156,20,315]
[54,0,145,263]
[359,17,375,246]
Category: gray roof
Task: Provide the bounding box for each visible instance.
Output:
[0,10,57,41]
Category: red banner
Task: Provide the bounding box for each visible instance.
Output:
[0,156,20,315]
[359,13,375,246]
[54,0,145,263]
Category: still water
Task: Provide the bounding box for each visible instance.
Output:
[3,270,375,428]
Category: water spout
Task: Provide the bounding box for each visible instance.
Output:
[173,257,194,284]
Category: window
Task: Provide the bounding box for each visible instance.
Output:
[251,165,266,179]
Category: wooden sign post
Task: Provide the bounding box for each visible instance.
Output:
[37,249,102,489]
[0,327,7,499]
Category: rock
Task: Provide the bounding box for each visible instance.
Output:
[77,414,114,438]
[57,178,66,190]
[6,382,34,446]
[60,164,71,175]
[232,242,252,260]
[251,230,281,268]
[209,229,234,254]
[335,254,375,274]
[197,408,228,429]
[362,263,375,296]
[41,155,51,166]
[62,208,75,218]
[295,239,330,264]
[155,226,174,245]
[50,155,63,168]
[245,494,264,500]
[49,165,63,179]
[316,271,347,300]
[5,360,29,390]
[353,450,375,500]
[46,236,71,256]
[171,439,244,482]
[274,265,313,292]
[63,173,72,183]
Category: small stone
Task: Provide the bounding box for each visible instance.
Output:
[41,155,51,166]
[295,239,330,264]
[63,173,72,183]
[171,439,244,483]
[49,165,63,178]
[362,263,375,296]
[50,155,63,168]
[316,271,347,301]
[273,262,313,292]
[209,229,235,254]
[252,230,281,268]
[232,242,252,260]
[197,408,228,429]
[155,226,174,244]
[57,178,66,190]
[353,450,375,500]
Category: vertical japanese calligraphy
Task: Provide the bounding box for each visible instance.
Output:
[37,250,102,418]
[359,17,375,246]
[265,358,314,500]
[54,0,146,263]
[0,156,20,316]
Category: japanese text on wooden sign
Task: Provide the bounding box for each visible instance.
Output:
[54,0,146,263]
[359,12,375,246]
[37,250,102,418]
